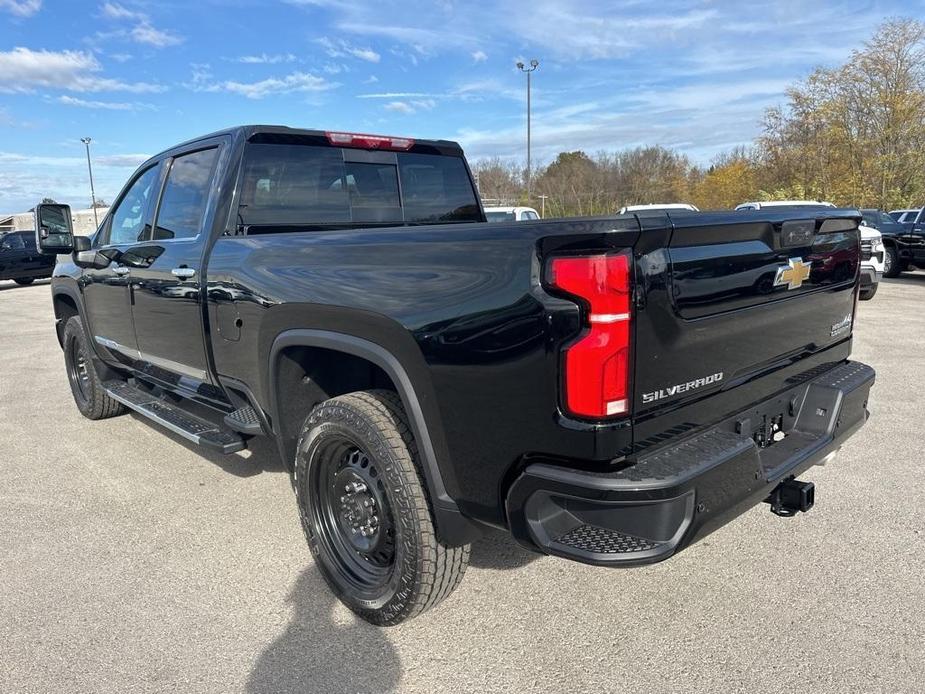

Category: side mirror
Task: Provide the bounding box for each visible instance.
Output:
[34,203,75,255]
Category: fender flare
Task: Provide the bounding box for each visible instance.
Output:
[50,285,88,348]
[268,329,480,546]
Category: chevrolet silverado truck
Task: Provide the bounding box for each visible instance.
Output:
[36,125,875,626]
[865,207,925,278]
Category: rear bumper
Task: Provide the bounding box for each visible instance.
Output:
[505,360,875,567]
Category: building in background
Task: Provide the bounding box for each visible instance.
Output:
[0,208,109,235]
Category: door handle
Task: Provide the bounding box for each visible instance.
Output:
[112,266,130,276]
[171,267,196,280]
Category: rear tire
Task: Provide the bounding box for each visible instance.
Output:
[883,246,901,278]
[62,316,127,420]
[294,389,469,626]
[859,284,878,301]
[13,277,34,285]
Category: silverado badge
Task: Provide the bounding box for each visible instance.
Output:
[774,257,812,290]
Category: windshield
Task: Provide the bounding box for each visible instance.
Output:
[238,144,481,229]
[486,211,515,222]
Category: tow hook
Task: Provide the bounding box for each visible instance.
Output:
[767,478,815,517]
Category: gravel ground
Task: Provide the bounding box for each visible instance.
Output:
[1,275,923,694]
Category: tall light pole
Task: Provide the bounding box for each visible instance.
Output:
[516,59,539,199]
[80,137,98,228]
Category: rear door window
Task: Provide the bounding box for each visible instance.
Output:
[153,148,219,240]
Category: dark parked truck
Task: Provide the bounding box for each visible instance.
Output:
[0,229,55,285]
[36,126,875,625]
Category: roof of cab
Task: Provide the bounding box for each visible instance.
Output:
[166,125,464,155]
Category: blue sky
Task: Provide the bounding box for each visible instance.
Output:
[1,0,922,212]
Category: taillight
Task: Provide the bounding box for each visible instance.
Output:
[548,252,632,419]
[325,131,415,151]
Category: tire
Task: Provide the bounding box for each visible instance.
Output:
[294,389,470,626]
[859,284,878,301]
[883,246,901,278]
[62,316,127,420]
[13,277,34,285]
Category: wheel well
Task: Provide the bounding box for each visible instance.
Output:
[53,293,80,347]
[275,345,397,467]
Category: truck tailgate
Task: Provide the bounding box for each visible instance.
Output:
[633,210,861,422]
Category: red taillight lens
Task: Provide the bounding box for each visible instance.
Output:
[325,131,415,151]
[549,253,632,419]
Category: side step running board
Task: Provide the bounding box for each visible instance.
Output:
[104,381,246,454]
[224,406,264,435]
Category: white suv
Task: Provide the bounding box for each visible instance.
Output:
[859,224,884,300]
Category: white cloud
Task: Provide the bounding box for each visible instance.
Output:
[358,91,434,99]
[471,50,487,63]
[0,150,150,213]
[236,53,297,64]
[0,47,165,93]
[384,98,435,115]
[315,37,380,63]
[384,101,414,114]
[98,2,182,48]
[100,1,141,20]
[363,74,378,84]
[130,22,182,47]
[0,0,40,16]
[96,153,150,167]
[57,95,154,111]
[210,72,338,99]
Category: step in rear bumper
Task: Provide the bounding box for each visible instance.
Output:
[505,360,875,567]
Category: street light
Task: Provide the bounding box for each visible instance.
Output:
[80,137,99,228]
[516,58,539,199]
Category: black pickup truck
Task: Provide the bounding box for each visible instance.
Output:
[861,207,925,277]
[0,229,55,285]
[36,125,875,625]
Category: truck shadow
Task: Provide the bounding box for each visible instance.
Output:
[0,278,50,292]
[127,413,287,478]
[246,564,402,694]
[245,531,539,693]
[882,272,925,286]
[468,525,542,570]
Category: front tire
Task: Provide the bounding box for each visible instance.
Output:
[294,390,469,626]
[13,277,34,285]
[62,316,126,420]
[883,246,901,278]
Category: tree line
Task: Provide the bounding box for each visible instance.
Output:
[472,19,925,217]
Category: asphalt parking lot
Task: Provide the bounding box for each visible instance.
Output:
[1,275,924,693]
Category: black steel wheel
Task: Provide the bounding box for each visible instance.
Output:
[312,440,397,598]
[294,390,470,626]
[62,316,126,420]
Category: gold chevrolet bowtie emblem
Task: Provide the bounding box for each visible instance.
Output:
[774,257,812,290]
